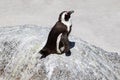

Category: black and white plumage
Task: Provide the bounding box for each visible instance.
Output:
[40,10,74,58]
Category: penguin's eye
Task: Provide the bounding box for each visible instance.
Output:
[64,13,70,21]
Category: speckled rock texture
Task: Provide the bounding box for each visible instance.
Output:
[0,25,120,80]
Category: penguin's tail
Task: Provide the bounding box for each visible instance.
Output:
[39,49,45,55]
[39,49,49,59]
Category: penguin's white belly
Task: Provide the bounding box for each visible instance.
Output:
[56,33,65,53]
[56,33,62,53]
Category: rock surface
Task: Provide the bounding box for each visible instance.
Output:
[0,25,120,80]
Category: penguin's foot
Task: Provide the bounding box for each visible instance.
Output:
[65,50,71,56]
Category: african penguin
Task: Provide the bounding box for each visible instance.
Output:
[39,10,74,58]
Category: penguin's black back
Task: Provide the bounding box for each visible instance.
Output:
[41,21,67,54]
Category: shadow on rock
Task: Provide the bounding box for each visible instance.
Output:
[69,41,75,49]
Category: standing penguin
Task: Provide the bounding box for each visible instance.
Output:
[40,10,74,58]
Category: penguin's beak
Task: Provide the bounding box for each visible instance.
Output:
[68,10,74,15]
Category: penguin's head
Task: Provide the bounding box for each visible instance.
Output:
[58,10,74,22]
